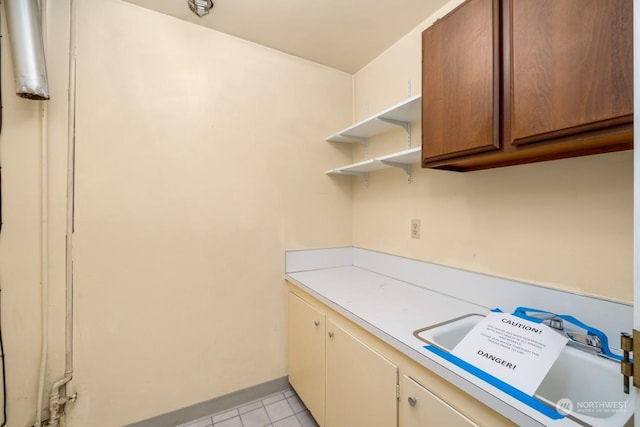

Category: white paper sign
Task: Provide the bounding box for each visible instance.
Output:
[450,312,568,395]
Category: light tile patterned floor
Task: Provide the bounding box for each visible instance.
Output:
[177,388,319,427]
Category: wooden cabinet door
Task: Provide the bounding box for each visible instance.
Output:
[508,0,633,146]
[400,375,478,427]
[422,0,500,162]
[288,292,326,426]
[325,319,398,427]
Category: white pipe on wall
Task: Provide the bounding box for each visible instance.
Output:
[64,0,77,384]
[47,376,71,427]
[34,101,49,427]
[45,0,78,424]
[4,0,50,100]
[61,0,77,397]
[33,1,49,423]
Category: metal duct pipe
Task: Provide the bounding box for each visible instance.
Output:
[4,0,49,100]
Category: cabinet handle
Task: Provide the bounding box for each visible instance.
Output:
[328,331,334,338]
[408,397,417,407]
[314,320,320,327]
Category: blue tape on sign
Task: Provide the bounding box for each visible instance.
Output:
[423,345,564,420]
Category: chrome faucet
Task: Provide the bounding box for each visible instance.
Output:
[512,307,626,363]
[542,316,605,356]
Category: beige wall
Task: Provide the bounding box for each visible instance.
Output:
[0,0,633,425]
[0,0,353,425]
[351,0,633,303]
[69,1,352,425]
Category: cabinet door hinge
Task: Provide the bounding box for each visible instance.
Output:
[396,384,400,399]
[621,329,640,393]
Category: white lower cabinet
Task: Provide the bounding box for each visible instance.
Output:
[288,292,326,425]
[288,291,397,427]
[288,286,514,427]
[325,319,398,427]
[400,375,478,427]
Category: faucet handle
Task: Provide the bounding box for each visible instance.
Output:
[545,317,564,331]
[522,311,564,330]
[585,333,602,348]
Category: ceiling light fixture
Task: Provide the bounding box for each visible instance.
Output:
[188,0,214,17]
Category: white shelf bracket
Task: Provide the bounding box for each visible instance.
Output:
[377,160,412,183]
[376,117,410,135]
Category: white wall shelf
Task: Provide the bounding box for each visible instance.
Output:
[326,147,421,185]
[325,94,422,185]
[326,94,422,143]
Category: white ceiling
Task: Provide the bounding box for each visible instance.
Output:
[122,0,449,74]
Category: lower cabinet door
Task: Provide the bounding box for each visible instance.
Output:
[288,292,326,426]
[325,319,398,427]
[400,375,478,427]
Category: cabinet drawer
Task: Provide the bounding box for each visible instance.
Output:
[400,375,478,427]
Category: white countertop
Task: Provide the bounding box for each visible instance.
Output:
[285,247,635,427]
[287,266,485,351]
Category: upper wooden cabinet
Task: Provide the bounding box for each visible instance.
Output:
[422,0,499,161]
[422,0,633,172]
[509,0,633,145]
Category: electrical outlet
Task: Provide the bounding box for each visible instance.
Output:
[411,219,421,239]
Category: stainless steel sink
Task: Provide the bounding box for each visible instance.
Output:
[414,314,635,426]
